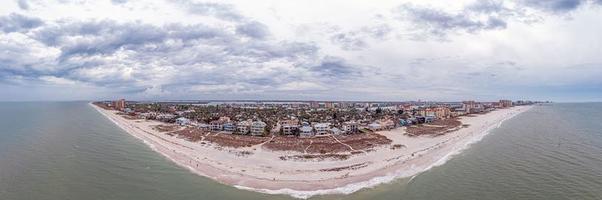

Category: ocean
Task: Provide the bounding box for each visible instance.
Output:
[0,102,601,200]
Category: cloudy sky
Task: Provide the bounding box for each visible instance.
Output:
[1,0,601,102]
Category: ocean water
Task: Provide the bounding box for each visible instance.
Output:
[0,102,601,200]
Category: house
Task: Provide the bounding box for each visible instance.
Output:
[250,120,266,136]
[281,124,298,135]
[415,116,426,124]
[210,120,223,131]
[299,126,314,137]
[198,123,210,131]
[433,107,451,119]
[452,108,467,116]
[138,112,157,119]
[237,120,251,135]
[223,122,236,132]
[210,117,231,131]
[279,119,299,135]
[342,121,359,134]
[368,122,382,131]
[156,113,176,122]
[425,116,436,123]
[175,117,190,126]
[331,127,342,135]
[399,119,408,126]
[313,123,330,135]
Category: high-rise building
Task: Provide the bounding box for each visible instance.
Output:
[499,100,513,107]
[114,99,126,111]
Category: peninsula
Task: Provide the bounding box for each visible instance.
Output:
[91,100,536,198]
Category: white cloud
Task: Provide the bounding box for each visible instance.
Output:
[278,81,328,91]
[38,75,79,85]
[0,0,601,101]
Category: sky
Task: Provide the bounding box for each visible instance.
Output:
[0,0,601,102]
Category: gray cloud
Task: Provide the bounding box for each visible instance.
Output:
[518,0,602,14]
[236,21,270,39]
[0,12,348,97]
[467,0,506,13]
[0,13,43,33]
[17,0,30,10]
[392,0,602,40]
[0,3,364,98]
[172,0,244,21]
[396,3,507,38]
[0,1,601,101]
[522,0,584,13]
[309,57,365,79]
[329,24,392,51]
[330,32,367,51]
[111,0,127,4]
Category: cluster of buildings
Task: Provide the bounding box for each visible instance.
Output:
[101,99,538,138]
[175,116,268,136]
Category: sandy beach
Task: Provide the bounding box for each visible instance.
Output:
[91,103,532,199]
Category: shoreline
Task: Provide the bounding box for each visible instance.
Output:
[90,103,532,199]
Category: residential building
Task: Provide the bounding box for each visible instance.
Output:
[313,123,330,135]
[324,102,334,109]
[237,120,251,135]
[114,99,126,111]
[425,116,435,123]
[156,113,176,121]
[250,120,266,136]
[138,112,157,119]
[210,120,224,131]
[433,107,451,119]
[499,100,513,107]
[463,101,484,113]
[399,119,408,126]
[331,127,342,135]
[280,119,299,135]
[368,122,382,131]
[210,117,231,131]
[342,121,359,134]
[310,101,319,109]
[198,123,210,131]
[299,126,314,137]
[223,122,236,132]
[175,117,190,126]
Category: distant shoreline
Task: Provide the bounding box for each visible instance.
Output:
[90,102,533,199]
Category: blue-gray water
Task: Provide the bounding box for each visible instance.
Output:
[0,102,601,200]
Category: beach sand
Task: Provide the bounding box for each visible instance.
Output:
[91,103,532,199]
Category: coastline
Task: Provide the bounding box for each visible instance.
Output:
[90,103,533,199]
